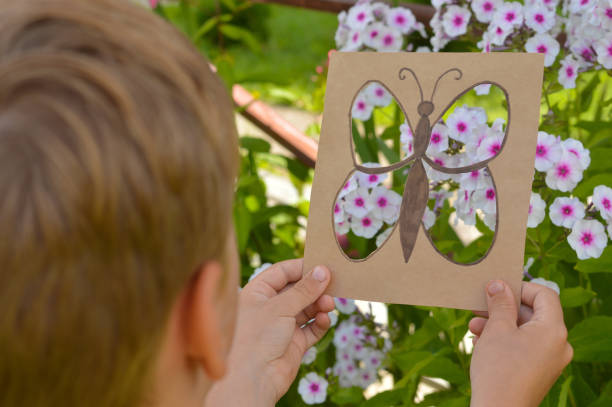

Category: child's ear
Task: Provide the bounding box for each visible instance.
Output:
[184,261,227,380]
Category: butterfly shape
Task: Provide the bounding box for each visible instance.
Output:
[334,67,510,264]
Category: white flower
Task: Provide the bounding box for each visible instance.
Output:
[356,368,378,389]
[363,22,386,49]
[549,197,585,228]
[369,186,402,224]
[472,0,500,23]
[446,106,477,142]
[459,168,490,191]
[375,227,393,247]
[365,82,393,107]
[334,200,345,223]
[422,207,436,229]
[335,220,350,235]
[334,24,350,49]
[534,131,563,172]
[346,3,373,30]
[558,56,580,89]
[473,186,497,214]
[528,192,547,228]
[334,297,356,314]
[476,131,504,161]
[341,29,364,52]
[362,349,385,370]
[338,175,358,199]
[569,0,596,13]
[400,121,414,156]
[608,223,612,241]
[352,92,373,120]
[442,5,472,37]
[562,138,591,170]
[531,278,561,295]
[356,164,388,188]
[483,212,497,231]
[525,33,560,67]
[493,2,523,30]
[474,83,492,95]
[351,213,383,238]
[524,4,556,33]
[249,262,272,282]
[376,26,404,52]
[302,347,317,365]
[593,185,612,220]
[427,123,450,153]
[594,34,612,69]
[456,189,477,225]
[416,45,431,52]
[386,7,416,34]
[344,187,372,217]
[545,151,584,192]
[328,310,339,327]
[298,372,328,405]
[487,23,512,45]
[592,0,612,30]
[568,219,608,260]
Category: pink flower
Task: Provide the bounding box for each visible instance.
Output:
[593,185,612,220]
[534,131,562,172]
[568,219,608,260]
[442,5,472,37]
[545,151,584,192]
[549,197,585,228]
[527,192,547,228]
[149,0,158,7]
[525,33,560,67]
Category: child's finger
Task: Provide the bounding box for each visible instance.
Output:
[301,312,331,350]
[484,280,519,332]
[255,258,304,293]
[469,317,488,336]
[272,266,331,317]
[296,295,334,326]
[521,282,564,325]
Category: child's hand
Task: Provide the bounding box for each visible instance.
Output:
[205,259,334,407]
[468,280,573,407]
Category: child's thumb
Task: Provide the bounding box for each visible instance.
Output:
[272,266,330,317]
[484,280,518,332]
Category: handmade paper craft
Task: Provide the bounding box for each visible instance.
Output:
[304,52,544,311]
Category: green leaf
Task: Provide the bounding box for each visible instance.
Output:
[330,386,364,405]
[240,136,270,153]
[359,389,404,407]
[219,24,261,52]
[233,204,251,252]
[576,246,612,273]
[568,316,612,361]
[558,376,573,407]
[420,357,468,385]
[376,138,399,164]
[560,287,596,308]
[588,148,612,173]
[573,173,612,200]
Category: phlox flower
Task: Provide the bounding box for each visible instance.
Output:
[375,227,393,247]
[446,106,477,142]
[562,138,591,170]
[432,0,451,8]
[344,187,372,217]
[532,0,560,10]
[472,0,501,23]
[459,168,490,191]
[594,34,612,69]
[549,196,585,228]
[482,212,496,231]
[487,23,513,45]
[545,151,584,192]
[570,39,596,65]
[334,297,357,315]
[341,29,364,52]
[524,4,556,33]
[335,24,350,49]
[455,189,477,225]
[592,185,612,220]
[569,0,596,13]
[400,121,414,156]
[334,200,345,222]
[525,33,560,67]
[350,341,368,360]
[248,262,272,282]
[371,2,391,19]
[346,3,374,30]
[442,5,472,37]
[328,310,339,327]
[385,7,417,34]
[425,154,455,181]
[351,213,383,238]
[568,219,608,259]
[558,56,581,89]
[335,220,350,235]
[527,192,547,228]
[301,347,317,365]
[422,206,436,230]
[362,349,384,370]
[476,131,504,161]
[352,92,373,120]
[530,278,561,294]
[534,131,563,172]
[373,26,404,52]
[427,123,449,153]
[363,22,386,49]
[475,83,492,95]
[298,372,328,405]
[335,362,358,388]
[473,185,497,214]
[592,0,612,30]
[369,186,402,224]
[356,163,388,188]
[493,2,524,30]
[356,369,378,389]
[365,82,393,107]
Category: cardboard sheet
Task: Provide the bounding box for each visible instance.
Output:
[303,52,544,311]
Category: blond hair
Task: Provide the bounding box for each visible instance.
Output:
[0,0,238,405]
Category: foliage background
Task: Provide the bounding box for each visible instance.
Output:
[157,1,612,406]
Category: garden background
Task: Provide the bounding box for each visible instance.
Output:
[150,1,611,406]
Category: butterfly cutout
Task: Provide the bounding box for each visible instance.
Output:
[335,67,510,264]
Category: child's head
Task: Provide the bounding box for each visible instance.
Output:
[0,0,239,405]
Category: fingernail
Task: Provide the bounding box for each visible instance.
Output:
[312,266,327,282]
[487,280,504,296]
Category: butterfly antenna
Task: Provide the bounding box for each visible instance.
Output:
[398,67,423,102]
[430,68,463,100]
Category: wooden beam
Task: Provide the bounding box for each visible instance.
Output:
[233,84,318,168]
[251,0,435,25]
